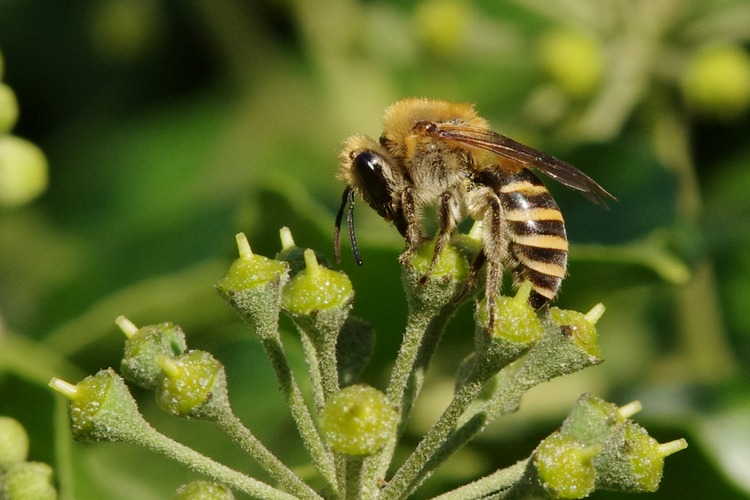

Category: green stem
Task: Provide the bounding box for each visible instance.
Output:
[397,375,528,497]
[380,366,494,500]
[316,332,341,401]
[429,460,528,500]
[253,307,339,495]
[135,423,298,499]
[53,396,76,500]
[360,307,454,497]
[343,456,365,500]
[214,409,321,499]
[297,330,327,411]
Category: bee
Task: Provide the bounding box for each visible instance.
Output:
[333,98,615,320]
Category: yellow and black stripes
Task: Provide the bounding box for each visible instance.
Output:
[495,169,568,308]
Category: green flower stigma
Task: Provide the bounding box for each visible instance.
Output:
[48,369,144,442]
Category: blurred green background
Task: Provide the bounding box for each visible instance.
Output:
[1,0,750,498]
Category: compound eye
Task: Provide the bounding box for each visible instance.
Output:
[353,151,392,207]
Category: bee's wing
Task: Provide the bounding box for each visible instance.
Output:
[431,124,616,207]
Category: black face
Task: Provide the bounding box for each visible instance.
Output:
[352,151,394,220]
[334,149,408,266]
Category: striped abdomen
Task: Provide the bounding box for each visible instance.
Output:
[498,169,568,308]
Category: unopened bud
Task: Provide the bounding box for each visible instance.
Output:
[155,351,228,419]
[0,417,29,471]
[1,461,57,500]
[282,249,353,315]
[319,385,398,457]
[118,317,188,390]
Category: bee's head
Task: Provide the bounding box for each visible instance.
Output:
[335,135,407,264]
[338,135,406,222]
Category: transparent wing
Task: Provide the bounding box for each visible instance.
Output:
[426,122,617,207]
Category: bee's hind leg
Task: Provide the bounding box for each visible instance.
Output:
[482,194,505,329]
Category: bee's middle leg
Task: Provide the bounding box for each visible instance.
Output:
[418,190,460,282]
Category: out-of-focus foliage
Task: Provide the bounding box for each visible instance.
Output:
[1,0,749,498]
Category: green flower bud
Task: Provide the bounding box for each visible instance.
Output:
[415,0,471,56]
[0,461,57,500]
[538,30,604,98]
[175,480,234,500]
[512,304,604,390]
[477,282,545,344]
[0,135,48,207]
[0,417,29,471]
[155,351,228,419]
[534,432,600,499]
[117,317,188,390]
[473,282,544,376]
[319,385,398,457]
[595,421,687,493]
[0,83,19,134]
[282,249,353,315]
[217,233,288,293]
[402,238,471,322]
[548,304,604,358]
[216,233,289,335]
[49,369,146,442]
[410,239,469,282]
[681,43,750,120]
[560,394,627,445]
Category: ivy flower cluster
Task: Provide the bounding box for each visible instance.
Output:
[48,228,686,499]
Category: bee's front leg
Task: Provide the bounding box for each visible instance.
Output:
[398,185,423,265]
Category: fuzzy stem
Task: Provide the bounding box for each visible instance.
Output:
[343,456,365,500]
[316,332,341,400]
[253,306,338,495]
[396,374,529,496]
[360,306,454,497]
[134,422,297,499]
[430,460,528,500]
[380,365,495,499]
[213,408,321,499]
[297,330,327,411]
